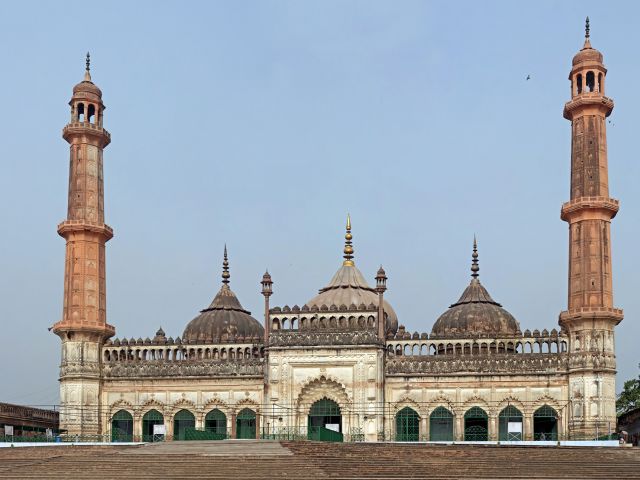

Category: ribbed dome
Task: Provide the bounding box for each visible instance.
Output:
[305,216,398,334]
[182,247,263,343]
[306,264,398,334]
[572,18,604,66]
[431,240,520,338]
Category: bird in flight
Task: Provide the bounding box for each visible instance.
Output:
[526,75,531,81]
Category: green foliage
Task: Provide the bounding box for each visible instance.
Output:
[617,365,640,416]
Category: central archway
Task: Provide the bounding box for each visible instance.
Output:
[464,407,488,441]
[308,398,341,439]
[142,409,164,442]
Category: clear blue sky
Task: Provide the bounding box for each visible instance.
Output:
[0,1,637,406]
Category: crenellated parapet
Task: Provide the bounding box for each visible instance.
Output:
[269,303,379,332]
[269,329,381,347]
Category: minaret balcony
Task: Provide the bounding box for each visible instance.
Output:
[563,94,614,119]
[560,196,619,221]
[62,122,111,145]
[57,220,114,240]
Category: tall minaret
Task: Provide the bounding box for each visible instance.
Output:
[560,19,623,438]
[51,54,114,436]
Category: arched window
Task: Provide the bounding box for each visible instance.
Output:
[429,406,454,441]
[173,409,195,441]
[205,409,227,439]
[533,405,558,441]
[576,74,583,94]
[111,410,133,442]
[586,71,595,92]
[498,406,523,441]
[142,409,164,442]
[87,104,96,123]
[598,72,603,93]
[77,103,85,122]
[236,408,256,439]
[464,407,488,441]
[395,407,419,441]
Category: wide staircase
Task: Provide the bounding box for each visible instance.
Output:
[0,440,638,479]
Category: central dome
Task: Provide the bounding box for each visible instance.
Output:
[305,216,398,334]
[431,240,520,338]
[182,247,264,343]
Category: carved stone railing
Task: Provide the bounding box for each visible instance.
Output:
[385,353,570,376]
[103,359,264,379]
[269,329,382,347]
[102,342,264,363]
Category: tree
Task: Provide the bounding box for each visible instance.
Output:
[617,364,640,416]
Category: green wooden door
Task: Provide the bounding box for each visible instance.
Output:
[236,408,256,439]
[395,407,419,441]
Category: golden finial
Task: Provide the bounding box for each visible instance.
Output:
[222,244,230,285]
[343,214,354,266]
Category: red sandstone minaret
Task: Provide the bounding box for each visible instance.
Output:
[51,54,114,435]
[559,19,622,437]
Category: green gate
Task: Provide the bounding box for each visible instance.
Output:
[429,406,454,441]
[204,409,227,439]
[307,399,342,442]
[498,406,523,441]
[173,409,195,441]
[395,407,420,441]
[111,410,133,442]
[464,407,488,441]
[534,405,558,441]
[142,409,164,442]
[236,408,256,439]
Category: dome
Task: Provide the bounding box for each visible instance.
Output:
[572,18,604,66]
[431,240,520,338]
[72,54,102,99]
[182,247,264,343]
[305,216,398,334]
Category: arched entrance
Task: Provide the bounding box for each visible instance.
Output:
[173,409,195,441]
[111,410,133,442]
[429,406,454,441]
[205,409,227,439]
[236,408,256,439]
[534,405,558,440]
[308,398,342,439]
[464,407,488,441]
[395,407,419,441]
[498,406,523,441]
[142,409,164,442]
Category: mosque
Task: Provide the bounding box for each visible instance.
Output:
[51,20,622,442]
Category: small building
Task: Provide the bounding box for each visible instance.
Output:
[0,402,60,438]
[618,407,640,446]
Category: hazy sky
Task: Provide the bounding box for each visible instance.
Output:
[0,1,637,407]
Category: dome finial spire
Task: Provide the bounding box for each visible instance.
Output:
[343,213,354,266]
[471,236,479,279]
[583,16,592,49]
[84,52,92,81]
[222,244,230,285]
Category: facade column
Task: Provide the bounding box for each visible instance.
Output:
[231,412,237,439]
[133,413,142,441]
[524,414,532,441]
[455,415,464,441]
[421,415,429,441]
[489,415,497,441]
[166,413,174,441]
[255,412,261,439]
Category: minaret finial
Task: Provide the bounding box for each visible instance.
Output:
[585,16,590,39]
[84,52,92,81]
[343,214,354,266]
[222,244,230,285]
[583,16,592,49]
[471,236,479,279]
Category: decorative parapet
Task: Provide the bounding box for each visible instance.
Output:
[102,342,264,363]
[103,359,264,379]
[385,353,570,376]
[269,329,381,347]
